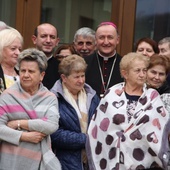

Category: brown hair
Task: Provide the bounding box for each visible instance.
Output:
[135,37,159,53]
[148,54,170,75]
[55,44,76,57]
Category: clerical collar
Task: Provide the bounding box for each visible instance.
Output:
[96,52,117,98]
[97,51,116,61]
[47,55,53,61]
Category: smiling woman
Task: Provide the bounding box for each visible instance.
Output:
[0,28,23,92]
[146,54,170,113]
[87,52,170,170]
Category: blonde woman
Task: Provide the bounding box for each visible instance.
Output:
[0,28,23,93]
[87,52,170,170]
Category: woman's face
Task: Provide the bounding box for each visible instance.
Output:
[19,60,45,95]
[57,49,72,61]
[2,38,22,66]
[59,49,72,56]
[61,70,85,95]
[136,41,155,57]
[123,59,147,87]
[147,65,166,89]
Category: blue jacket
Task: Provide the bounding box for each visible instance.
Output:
[50,79,100,170]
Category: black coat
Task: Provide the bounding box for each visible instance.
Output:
[42,57,60,90]
[157,81,170,95]
[166,74,170,86]
[0,65,6,90]
[84,52,124,98]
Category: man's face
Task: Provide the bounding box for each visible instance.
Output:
[32,24,59,58]
[96,25,119,57]
[74,35,96,57]
[159,42,170,57]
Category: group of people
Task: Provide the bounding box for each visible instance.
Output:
[0,20,170,170]
[0,21,62,170]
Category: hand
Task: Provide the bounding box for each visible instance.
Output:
[20,131,46,144]
[7,119,29,131]
[7,120,18,129]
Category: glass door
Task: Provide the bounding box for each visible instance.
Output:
[134,0,170,47]
[0,0,17,27]
[41,0,112,44]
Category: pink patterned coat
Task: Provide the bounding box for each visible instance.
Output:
[87,83,170,170]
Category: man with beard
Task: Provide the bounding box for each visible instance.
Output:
[32,23,60,89]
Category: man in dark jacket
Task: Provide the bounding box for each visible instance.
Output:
[84,22,123,98]
[32,23,60,89]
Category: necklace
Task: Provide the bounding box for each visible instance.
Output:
[96,53,117,98]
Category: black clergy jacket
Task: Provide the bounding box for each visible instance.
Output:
[43,56,60,90]
[84,52,124,98]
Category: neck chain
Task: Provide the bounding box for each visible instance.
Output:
[96,53,117,97]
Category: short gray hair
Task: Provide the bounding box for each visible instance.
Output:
[158,37,170,48]
[18,48,48,72]
[73,27,95,43]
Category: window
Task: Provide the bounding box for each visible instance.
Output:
[0,0,16,27]
[41,0,112,44]
[134,0,170,45]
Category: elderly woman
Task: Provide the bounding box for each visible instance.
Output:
[0,28,23,94]
[50,54,100,170]
[135,37,159,57]
[147,54,170,113]
[0,48,61,170]
[87,52,170,170]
